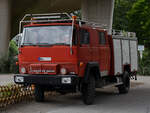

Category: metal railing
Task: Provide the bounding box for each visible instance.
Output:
[19,13,108,33]
[19,13,136,38]
[19,13,72,33]
[112,30,136,37]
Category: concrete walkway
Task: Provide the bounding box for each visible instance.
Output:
[0,74,14,85]
[1,75,150,113]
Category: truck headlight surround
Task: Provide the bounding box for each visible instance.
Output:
[60,68,67,75]
[15,76,24,83]
[21,67,26,74]
[61,77,71,84]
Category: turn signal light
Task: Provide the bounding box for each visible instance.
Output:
[72,16,77,20]
[16,62,19,66]
[31,85,35,90]
[80,62,84,67]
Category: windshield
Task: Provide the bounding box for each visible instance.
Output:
[21,26,72,46]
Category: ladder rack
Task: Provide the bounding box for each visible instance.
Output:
[21,13,72,22]
[78,20,108,29]
[19,13,72,33]
[19,13,136,38]
[112,30,136,37]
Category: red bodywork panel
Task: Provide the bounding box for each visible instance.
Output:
[19,46,78,75]
[77,27,111,77]
[18,22,114,77]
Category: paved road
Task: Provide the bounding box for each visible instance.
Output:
[1,76,150,113]
[0,74,14,85]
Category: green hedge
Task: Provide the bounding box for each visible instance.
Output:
[0,40,19,74]
[138,48,150,75]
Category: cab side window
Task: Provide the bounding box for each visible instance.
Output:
[80,29,90,44]
[99,32,106,45]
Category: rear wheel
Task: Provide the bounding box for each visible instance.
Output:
[82,75,95,105]
[34,85,44,102]
[118,71,130,94]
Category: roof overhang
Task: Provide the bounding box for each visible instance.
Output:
[47,0,81,12]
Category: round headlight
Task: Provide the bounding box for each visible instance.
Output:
[21,67,26,74]
[60,68,67,75]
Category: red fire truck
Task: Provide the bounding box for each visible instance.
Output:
[14,13,138,105]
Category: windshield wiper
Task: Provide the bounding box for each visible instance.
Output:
[36,43,54,47]
[22,43,70,47]
[36,43,50,45]
[22,43,36,46]
[52,43,70,46]
[36,43,69,46]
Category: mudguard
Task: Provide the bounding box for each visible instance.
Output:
[83,62,101,83]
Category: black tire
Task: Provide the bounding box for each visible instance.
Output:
[82,75,95,105]
[118,71,130,94]
[34,85,44,102]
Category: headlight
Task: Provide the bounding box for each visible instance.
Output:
[21,67,26,74]
[15,76,24,83]
[60,68,67,75]
[62,77,71,84]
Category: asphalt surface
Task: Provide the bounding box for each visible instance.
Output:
[1,75,150,113]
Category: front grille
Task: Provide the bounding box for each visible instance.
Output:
[29,64,58,75]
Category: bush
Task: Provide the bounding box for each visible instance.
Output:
[138,48,150,75]
[0,40,19,74]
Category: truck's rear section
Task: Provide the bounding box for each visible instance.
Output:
[112,31,138,77]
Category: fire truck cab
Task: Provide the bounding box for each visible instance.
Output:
[14,13,138,105]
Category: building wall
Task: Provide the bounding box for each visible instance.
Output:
[0,0,115,55]
[81,0,114,34]
[0,0,10,55]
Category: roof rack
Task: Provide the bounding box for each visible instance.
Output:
[112,30,136,37]
[19,13,109,32]
[21,13,72,22]
[78,20,108,29]
[19,13,72,33]
[74,19,108,29]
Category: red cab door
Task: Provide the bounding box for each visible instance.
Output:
[97,31,111,76]
[78,28,92,76]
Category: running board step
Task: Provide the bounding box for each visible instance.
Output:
[102,82,123,89]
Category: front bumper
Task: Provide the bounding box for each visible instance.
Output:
[14,74,78,86]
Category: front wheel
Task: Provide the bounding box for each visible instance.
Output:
[82,75,95,105]
[34,85,44,102]
[118,71,130,94]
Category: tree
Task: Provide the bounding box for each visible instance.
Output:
[113,0,137,30]
[127,0,150,46]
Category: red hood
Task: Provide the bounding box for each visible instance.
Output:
[19,46,77,63]
[18,46,78,75]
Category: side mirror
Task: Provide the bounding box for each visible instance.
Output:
[12,33,22,47]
